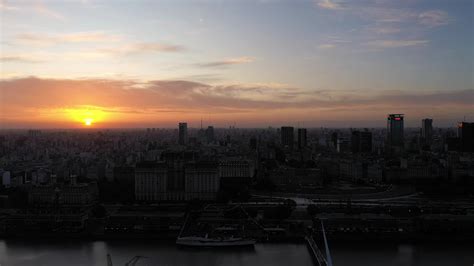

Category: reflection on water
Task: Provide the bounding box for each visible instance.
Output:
[0,239,472,266]
[0,240,312,266]
[331,241,474,266]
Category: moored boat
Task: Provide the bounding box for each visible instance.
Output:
[176,235,256,247]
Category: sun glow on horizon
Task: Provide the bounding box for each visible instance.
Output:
[84,118,93,126]
[64,107,107,127]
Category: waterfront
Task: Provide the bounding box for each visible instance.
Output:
[0,240,472,266]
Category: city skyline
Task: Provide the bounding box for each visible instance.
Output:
[1,1,474,265]
[1,0,473,128]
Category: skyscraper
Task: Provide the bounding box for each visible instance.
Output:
[351,130,372,153]
[178,122,188,145]
[331,132,338,149]
[387,114,404,150]
[422,118,433,143]
[281,126,294,149]
[297,128,307,150]
[458,122,474,152]
[206,126,214,143]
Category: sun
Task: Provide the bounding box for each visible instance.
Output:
[64,106,107,127]
[84,118,93,126]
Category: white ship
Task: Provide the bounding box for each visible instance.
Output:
[176,235,256,247]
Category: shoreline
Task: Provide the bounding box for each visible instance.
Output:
[1,232,473,243]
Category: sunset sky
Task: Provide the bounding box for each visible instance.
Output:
[1,0,473,128]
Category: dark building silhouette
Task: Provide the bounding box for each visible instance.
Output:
[387,114,404,150]
[422,118,433,143]
[249,137,257,150]
[351,130,372,153]
[331,132,338,148]
[337,138,350,153]
[113,166,135,202]
[178,122,188,145]
[297,128,307,150]
[281,126,294,149]
[458,122,474,152]
[206,126,215,143]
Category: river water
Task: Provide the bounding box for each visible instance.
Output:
[0,239,472,266]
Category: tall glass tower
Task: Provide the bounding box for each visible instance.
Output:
[387,114,404,149]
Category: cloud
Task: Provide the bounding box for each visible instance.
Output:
[318,44,336,49]
[16,31,122,46]
[418,10,450,27]
[0,77,472,128]
[0,0,18,11]
[356,6,417,23]
[97,42,184,56]
[315,1,416,22]
[0,42,184,64]
[316,0,343,10]
[33,1,65,20]
[312,1,450,53]
[370,26,401,35]
[198,56,256,68]
[0,55,45,63]
[0,0,68,20]
[367,39,429,48]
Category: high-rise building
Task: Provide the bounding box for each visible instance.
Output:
[351,130,372,153]
[422,118,433,143]
[387,114,404,149]
[206,126,214,143]
[178,122,188,145]
[330,131,338,149]
[281,126,294,149]
[297,128,307,150]
[458,122,474,152]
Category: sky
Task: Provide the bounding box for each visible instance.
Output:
[0,0,473,128]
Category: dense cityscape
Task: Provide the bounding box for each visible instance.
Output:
[1,115,473,250]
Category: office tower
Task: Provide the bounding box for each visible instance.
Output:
[281,126,294,149]
[297,128,307,150]
[178,122,188,145]
[351,130,372,153]
[422,118,433,143]
[331,132,338,148]
[458,122,474,152]
[387,114,404,149]
[337,138,350,153]
[206,126,214,143]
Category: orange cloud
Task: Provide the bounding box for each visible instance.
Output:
[0,77,472,128]
[198,56,256,68]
